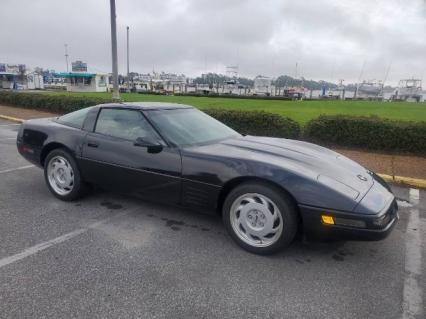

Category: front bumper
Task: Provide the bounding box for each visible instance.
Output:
[299,199,398,241]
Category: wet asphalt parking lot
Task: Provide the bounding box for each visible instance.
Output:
[0,118,424,319]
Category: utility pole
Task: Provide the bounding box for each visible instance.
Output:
[109,0,120,100]
[64,44,69,72]
[295,62,298,80]
[126,25,130,92]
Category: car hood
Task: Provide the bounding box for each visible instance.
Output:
[199,136,374,198]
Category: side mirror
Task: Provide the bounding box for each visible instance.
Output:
[134,137,163,153]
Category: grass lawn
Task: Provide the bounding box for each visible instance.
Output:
[41,91,426,125]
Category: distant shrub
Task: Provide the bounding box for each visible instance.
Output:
[204,109,301,139]
[0,91,111,114]
[137,91,165,95]
[304,115,426,154]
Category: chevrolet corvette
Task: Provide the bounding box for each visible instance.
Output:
[17,103,398,254]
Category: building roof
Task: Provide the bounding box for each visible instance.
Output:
[54,72,97,78]
[0,72,17,76]
[95,102,194,110]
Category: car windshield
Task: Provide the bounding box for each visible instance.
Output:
[147,108,240,146]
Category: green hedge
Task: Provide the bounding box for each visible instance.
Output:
[1,92,425,154]
[174,92,293,101]
[0,91,111,114]
[304,115,426,154]
[0,92,301,139]
[204,109,300,139]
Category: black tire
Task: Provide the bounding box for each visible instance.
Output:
[222,182,298,255]
[44,148,86,201]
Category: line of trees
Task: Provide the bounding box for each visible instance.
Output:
[193,73,254,87]
[193,73,339,90]
[273,75,337,90]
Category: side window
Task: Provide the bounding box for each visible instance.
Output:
[95,108,160,141]
[57,107,91,129]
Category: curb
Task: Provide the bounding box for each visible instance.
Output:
[0,114,24,123]
[0,114,425,190]
[378,174,426,190]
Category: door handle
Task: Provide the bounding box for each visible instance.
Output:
[87,141,99,148]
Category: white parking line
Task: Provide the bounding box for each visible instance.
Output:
[0,212,128,269]
[402,188,423,319]
[0,228,86,269]
[0,124,20,126]
[0,165,35,174]
[409,188,420,203]
[0,137,17,140]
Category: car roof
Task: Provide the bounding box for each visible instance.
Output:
[96,102,193,111]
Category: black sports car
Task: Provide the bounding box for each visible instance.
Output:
[17,103,398,254]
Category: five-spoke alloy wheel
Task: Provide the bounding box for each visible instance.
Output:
[223,182,298,254]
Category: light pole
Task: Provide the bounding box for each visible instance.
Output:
[64,44,69,72]
[109,0,120,100]
[126,26,130,92]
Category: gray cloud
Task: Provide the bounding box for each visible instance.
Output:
[0,0,425,85]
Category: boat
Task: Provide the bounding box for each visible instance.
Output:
[355,80,383,99]
[391,79,423,102]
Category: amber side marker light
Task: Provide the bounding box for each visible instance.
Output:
[321,215,335,225]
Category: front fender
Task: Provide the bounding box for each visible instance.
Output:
[182,148,360,213]
[255,164,361,212]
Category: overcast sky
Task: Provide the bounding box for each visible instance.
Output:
[1,0,425,84]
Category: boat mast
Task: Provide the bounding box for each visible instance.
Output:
[354,60,366,99]
[381,61,392,99]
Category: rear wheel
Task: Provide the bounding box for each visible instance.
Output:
[44,149,85,201]
[222,182,298,255]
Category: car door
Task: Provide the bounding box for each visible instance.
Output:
[80,107,182,204]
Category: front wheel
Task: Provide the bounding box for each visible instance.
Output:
[222,182,298,255]
[44,149,85,201]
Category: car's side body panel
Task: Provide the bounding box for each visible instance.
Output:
[181,179,221,210]
[79,132,182,204]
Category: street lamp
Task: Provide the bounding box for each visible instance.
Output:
[109,0,120,100]
[126,26,130,92]
[64,44,69,72]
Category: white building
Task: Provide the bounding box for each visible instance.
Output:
[0,63,44,90]
[26,73,44,90]
[55,72,108,92]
